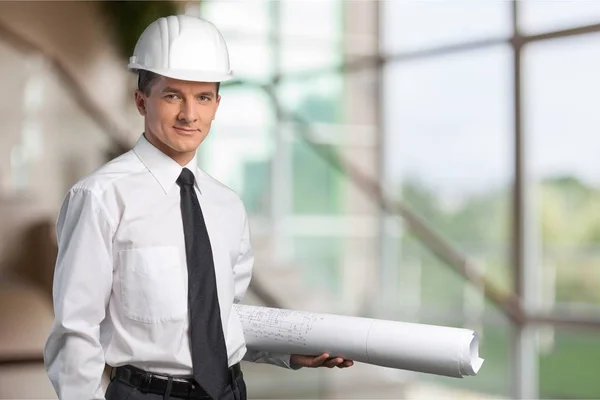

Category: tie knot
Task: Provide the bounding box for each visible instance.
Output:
[177,168,195,187]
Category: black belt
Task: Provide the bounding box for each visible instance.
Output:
[113,363,242,399]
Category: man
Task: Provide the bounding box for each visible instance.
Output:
[43,14,352,400]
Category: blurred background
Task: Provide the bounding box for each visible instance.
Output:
[1,0,600,399]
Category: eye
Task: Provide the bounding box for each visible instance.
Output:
[164,94,180,100]
[198,95,212,102]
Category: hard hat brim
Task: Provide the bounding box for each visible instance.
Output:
[128,63,233,83]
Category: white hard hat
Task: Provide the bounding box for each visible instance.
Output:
[128,15,233,82]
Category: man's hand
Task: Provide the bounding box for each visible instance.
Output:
[290,353,354,369]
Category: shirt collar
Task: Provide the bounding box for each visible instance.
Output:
[133,134,202,195]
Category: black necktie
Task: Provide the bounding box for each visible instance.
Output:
[177,168,228,400]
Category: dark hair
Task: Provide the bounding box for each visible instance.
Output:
[137,70,221,96]
[138,70,161,96]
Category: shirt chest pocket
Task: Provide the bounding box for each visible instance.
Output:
[118,246,187,323]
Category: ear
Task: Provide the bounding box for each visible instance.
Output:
[134,90,147,116]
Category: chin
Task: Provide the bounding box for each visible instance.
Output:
[170,143,197,154]
[172,138,203,152]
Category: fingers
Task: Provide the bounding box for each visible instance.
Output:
[318,355,355,369]
[291,353,355,369]
[323,357,344,368]
[304,353,330,367]
[337,360,354,368]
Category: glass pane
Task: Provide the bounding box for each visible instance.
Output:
[382,46,513,397]
[277,74,343,116]
[200,0,270,37]
[277,74,345,215]
[539,328,600,398]
[289,135,344,215]
[292,236,343,293]
[278,66,379,314]
[279,42,340,75]
[198,86,275,217]
[278,1,342,75]
[214,86,275,129]
[519,1,600,35]
[199,132,273,217]
[382,44,513,259]
[291,235,379,314]
[225,39,272,83]
[523,33,600,308]
[380,0,511,54]
[280,0,342,42]
[396,235,511,320]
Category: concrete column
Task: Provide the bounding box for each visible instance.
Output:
[340,1,381,315]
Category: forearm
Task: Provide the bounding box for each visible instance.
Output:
[242,349,298,369]
[44,322,107,399]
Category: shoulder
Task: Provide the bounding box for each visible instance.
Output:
[197,168,246,212]
[58,151,142,227]
[68,150,143,198]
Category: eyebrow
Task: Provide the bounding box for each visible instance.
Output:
[162,87,215,97]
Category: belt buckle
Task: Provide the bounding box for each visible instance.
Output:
[139,374,152,393]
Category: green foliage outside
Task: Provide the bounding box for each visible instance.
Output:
[401,176,600,305]
[401,176,600,399]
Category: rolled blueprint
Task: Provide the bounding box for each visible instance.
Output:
[234,304,484,378]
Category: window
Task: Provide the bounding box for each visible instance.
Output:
[381,4,514,398]
[383,45,514,295]
[279,1,341,74]
[199,0,270,36]
[523,33,600,308]
[380,0,511,54]
[539,329,600,398]
[277,74,344,215]
[199,0,272,83]
[197,86,275,217]
[519,1,600,35]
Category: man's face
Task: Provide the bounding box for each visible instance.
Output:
[134,75,221,165]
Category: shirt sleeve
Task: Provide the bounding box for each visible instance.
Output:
[43,188,115,399]
[233,204,298,370]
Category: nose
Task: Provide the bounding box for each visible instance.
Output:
[178,100,199,124]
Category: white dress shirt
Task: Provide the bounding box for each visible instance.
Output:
[44,134,292,400]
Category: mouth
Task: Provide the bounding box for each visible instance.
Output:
[173,127,199,135]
